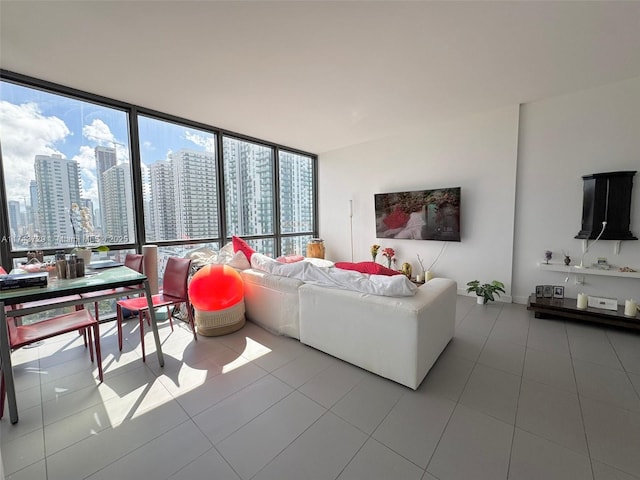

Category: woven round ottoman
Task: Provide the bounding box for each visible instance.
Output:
[188,264,245,337]
[194,301,246,336]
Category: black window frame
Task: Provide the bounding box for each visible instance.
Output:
[0,69,318,270]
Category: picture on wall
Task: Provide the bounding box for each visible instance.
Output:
[374,187,461,241]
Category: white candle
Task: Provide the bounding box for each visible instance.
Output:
[416,273,424,283]
[624,299,638,317]
[577,293,588,309]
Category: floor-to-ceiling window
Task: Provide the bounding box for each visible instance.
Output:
[278,150,315,256]
[0,71,317,274]
[0,79,134,260]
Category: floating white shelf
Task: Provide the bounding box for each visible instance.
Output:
[537,262,640,279]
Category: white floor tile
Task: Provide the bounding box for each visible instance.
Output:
[253,412,367,480]
[4,459,47,480]
[45,398,190,480]
[337,438,424,480]
[459,363,521,424]
[573,359,640,412]
[272,347,337,388]
[444,329,487,362]
[592,461,640,480]
[331,375,405,434]
[85,421,211,479]
[168,449,241,480]
[298,360,365,408]
[173,361,267,417]
[516,378,588,454]
[527,317,570,356]
[6,302,640,480]
[478,336,526,376]
[216,391,325,479]
[419,349,475,402]
[490,315,530,347]
[194,374,293,444]
[373,391,455,468]
[508,428,592,480]
[522,346,577,392]
[582,396,640,477]
[427,404,513,480]
[0,429,44,476]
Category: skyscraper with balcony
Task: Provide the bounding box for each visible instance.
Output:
[34,154,81,247]
[171,149,217,240]
[223,138,273,237]
[102,164,134,243]
[95,146,117,231]
[148,160,177,241]
[8,200,21,238]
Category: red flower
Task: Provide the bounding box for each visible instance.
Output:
[382,247,395,259]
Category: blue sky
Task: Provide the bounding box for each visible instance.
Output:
[0,80,215,207]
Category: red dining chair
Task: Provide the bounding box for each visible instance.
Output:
[116,257,196,362]
[1,309,103,419]
[80,253,144,322]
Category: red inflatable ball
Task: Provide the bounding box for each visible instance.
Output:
[188,264,244,311]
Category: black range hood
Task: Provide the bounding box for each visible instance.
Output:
[575,171,637,241]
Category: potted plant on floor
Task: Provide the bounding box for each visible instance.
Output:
[466,280,505,305]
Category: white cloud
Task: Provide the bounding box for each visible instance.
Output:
[185,130,216,152]
[0,101,70,201]
[71,145,99,205]
[82,118,115,146]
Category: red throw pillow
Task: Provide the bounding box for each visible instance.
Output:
[232,236,256,262]
[276,254,304,263]
[383,206,410,229]
[334,261,402,276]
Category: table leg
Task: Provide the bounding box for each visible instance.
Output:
[143,280,164,367]
[0,303,18,423]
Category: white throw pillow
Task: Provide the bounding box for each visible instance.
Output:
[227,250,251,270]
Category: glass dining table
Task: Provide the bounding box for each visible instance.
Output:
[0,266,165,424]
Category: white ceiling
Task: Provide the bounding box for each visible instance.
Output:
[1,1,639,155]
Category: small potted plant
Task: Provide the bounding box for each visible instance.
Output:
[466,280,506,305]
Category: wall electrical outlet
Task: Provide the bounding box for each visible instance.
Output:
[575,276,585,285]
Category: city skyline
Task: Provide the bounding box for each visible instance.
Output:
[1,80,315,256]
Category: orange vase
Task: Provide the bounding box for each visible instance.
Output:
[306,239,325,259]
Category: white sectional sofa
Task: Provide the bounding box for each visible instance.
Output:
[240,267,456,390]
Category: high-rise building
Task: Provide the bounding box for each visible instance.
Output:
[34,154,81,247]
[279,151,313,234]
[102,164,134,244]
[223,139,273,237]
[8,200,21,239]
[171,149,218,240]
[141,163,154,242]
[148,160,176,241]
[95,146,117,231]
[29,180,39,233]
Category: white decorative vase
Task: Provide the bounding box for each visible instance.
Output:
[73,248,92,265]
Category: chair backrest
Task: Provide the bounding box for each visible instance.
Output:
[124,253,144,273]
[162,257,192,300]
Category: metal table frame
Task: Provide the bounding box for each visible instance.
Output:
[0,266,164,424]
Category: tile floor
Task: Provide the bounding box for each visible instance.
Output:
[2,296,640,480]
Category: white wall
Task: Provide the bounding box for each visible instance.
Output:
[318,105,520,299]
[318,76,640,305]
[513,76,640,304]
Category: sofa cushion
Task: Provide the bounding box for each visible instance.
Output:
[334,261,402,276]
[232,236,256,262]
[250,253,417,297]
[276,254,304,263]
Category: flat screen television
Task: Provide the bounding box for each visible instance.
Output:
[375,187,461,241]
